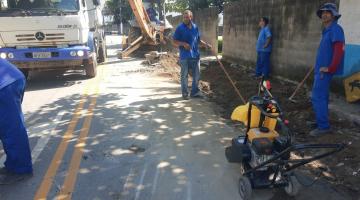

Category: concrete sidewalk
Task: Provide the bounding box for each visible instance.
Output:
[329,94,360,126]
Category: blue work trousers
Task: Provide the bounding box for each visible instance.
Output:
[180,58,200,97]
[311,73,333,130]
[0,78,33,174]
[256,52,271,78]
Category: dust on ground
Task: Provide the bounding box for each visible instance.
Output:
[154,53,360,198]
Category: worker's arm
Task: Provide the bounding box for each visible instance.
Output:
[199,39,212,50]
[263,27,272,49]
[197,27,211,50]
[263,37,272,48]
[173,39,191,50]
[173,26,191,50]
[320,25,345,75]
[319,42,345,74]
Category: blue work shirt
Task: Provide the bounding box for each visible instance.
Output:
[315,21,345,76]
[173,22,201,60]
[0,59,24,90]
[256,26,272,52]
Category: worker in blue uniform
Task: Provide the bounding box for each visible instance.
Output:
[255,17,272,78]
[173,10,212,100]
[310,3,345,136]
[0,58,33,184]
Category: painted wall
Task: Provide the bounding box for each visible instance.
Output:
[339,0,360,77]
[193,7,219,55]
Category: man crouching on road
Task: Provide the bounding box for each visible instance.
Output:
[173,10,212,100]
[310,3,345,137]
[0,58,33,184]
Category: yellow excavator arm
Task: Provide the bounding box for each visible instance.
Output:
[128,0,156,43]
[119,0,167,58]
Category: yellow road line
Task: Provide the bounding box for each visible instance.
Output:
[56,95,98,200]
[57,68,103,200]
[34,76,98,200]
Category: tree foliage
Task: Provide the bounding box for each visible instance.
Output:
[103,0,239,25]
[105,0,133,24]
[165,0,238,13]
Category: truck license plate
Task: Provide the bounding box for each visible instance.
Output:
[33,52,51,58]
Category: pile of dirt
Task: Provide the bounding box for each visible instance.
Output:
[157,54,360,197]
[159,53,181,82]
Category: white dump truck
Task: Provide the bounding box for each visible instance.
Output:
[0,0,106,78]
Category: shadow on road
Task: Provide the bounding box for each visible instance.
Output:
[26,70,89,92]
[0,56,352,199]
[0,82,244,199]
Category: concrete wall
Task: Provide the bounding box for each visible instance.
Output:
[194,7,219,55]
[222,0,338,80]
[339,0,360,77]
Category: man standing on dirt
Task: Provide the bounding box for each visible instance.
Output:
[255,17,272,79]
[0,58,33,184]
[310,3,345,137]
[173,10,212,100]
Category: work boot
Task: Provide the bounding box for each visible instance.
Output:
[0,172,33,185]
[251,74,262,79]
[309,128,332,137]
[190,91,204,99]
[0,167,10,175]
[182,95,189,100]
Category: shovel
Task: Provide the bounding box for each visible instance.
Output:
[288,66,314,103]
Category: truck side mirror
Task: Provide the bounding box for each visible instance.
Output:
[92,0,100,6]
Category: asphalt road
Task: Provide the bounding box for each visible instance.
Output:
[0,36,353,200]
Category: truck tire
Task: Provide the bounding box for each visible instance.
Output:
[98,40,106,63]
[84,54,97,78]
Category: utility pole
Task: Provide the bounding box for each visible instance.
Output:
[157,0,163,21]
[119,0,123,35]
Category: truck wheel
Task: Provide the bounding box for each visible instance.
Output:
[84,54,97,78]
[284,175,302,196]
[98,41,106,63]
[238,176,252,200]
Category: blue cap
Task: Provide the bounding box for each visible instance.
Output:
[317,3,341,20]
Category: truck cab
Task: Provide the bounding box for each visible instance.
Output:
[0,0,106,78]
